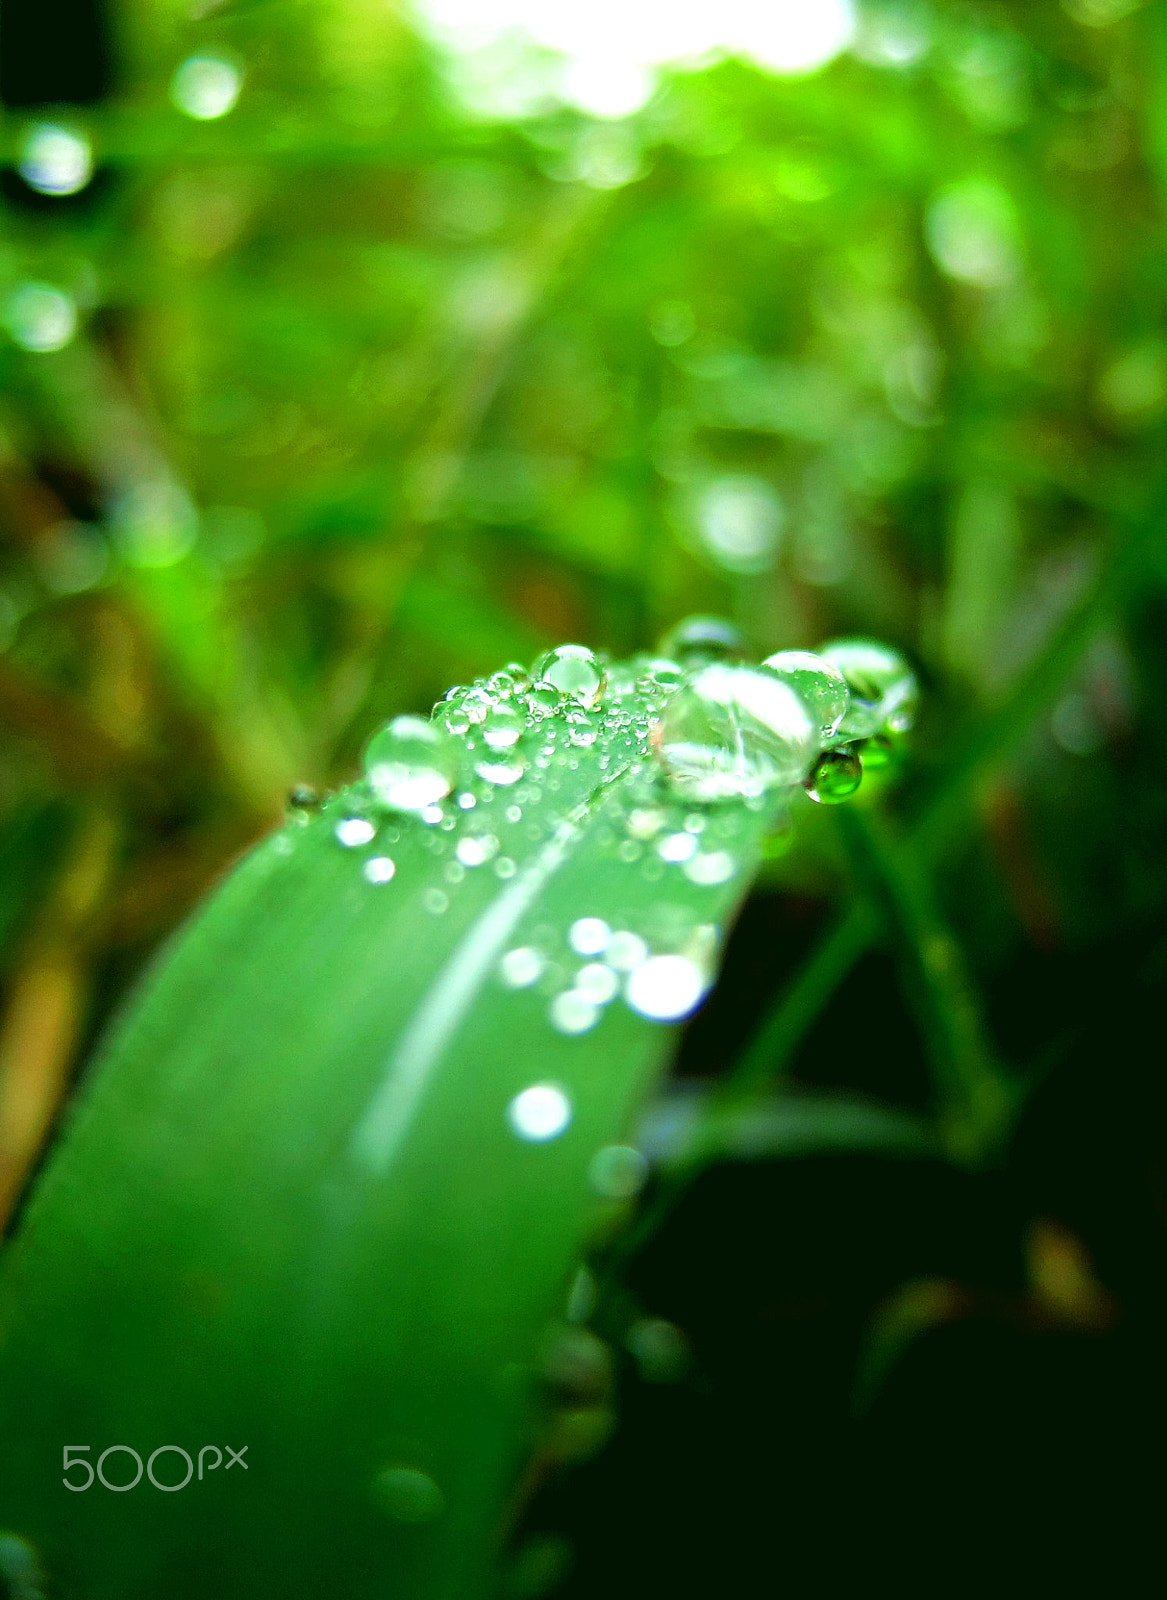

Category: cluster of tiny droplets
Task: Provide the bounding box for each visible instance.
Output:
[305,622,915,1061]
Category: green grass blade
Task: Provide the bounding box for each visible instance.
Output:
[0,660,772,1600]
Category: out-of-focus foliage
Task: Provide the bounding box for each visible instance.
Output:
[3,0,1167,1585]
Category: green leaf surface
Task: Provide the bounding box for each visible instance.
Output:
[0,656,772,1600]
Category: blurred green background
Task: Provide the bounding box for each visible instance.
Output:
[3,0,1167,1590]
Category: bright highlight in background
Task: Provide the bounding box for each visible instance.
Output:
[171,54,244,120]
[3,284,78,353]
[18,124,92,196]
[507,1083,573,1141]
[413,0,857,118]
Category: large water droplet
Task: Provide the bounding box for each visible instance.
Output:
[818,638,918,739]
[457,832,499,866]
[171,52,243,119]
[625,954,708,1021]
[762,649,850,741]
[365,716,459,811]
[683,850,737,885]
[658,615,744,664]
[482,703,525,748]
[18,122,92,195]
[804,746,863,804]
[476,754,526,786]
[532,644,606,708]
[654,664,818,802]
[508,1083,573,1140]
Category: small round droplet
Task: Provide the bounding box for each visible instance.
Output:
[683,850,737,885]
[589,1144,649,1200]
[457,833,499,867]
[365,716,459,812]
[606,930,649,971]
[363,855,397,884]
[805,746,863,804]
[626,806,667,840]
[818,638,918,739]
[549,990,600,1034]
[335,817,376,848]
[476,755,525,786]
[3,281,77,352]
[500,946,544,987]
[287,783,321,812]
[659,832,697,864]
[423,888,449,914]
[570,917,611,956]
[762,649,850,741]
[532,644,606,708]
[658,615,744,664]
[654,664,818,802]
[508,1083,573,1141]
[373,1465,445,1524]
[625,954,708,1021]
[575,962,619,1004]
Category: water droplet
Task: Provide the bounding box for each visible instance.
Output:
[476,755,525,786]
[457,791,477,809]
[508,1083,573,1140]
[683,850,737,885]
[444,860,465,883]
[526,683,563,715]
[373,1465,445,1523]
[762,649,850,741]
[460,687,494,724]
[606,930,649,971]
[170,52,243,119]
[658,615,744,664]
[363,855,396,884]
[287,783,321,812]
[439,702,471,736]
[335,817,376,848]
[421,803,444,824]
[640,657,685,689]
[570,917,611,956]
[618,839,643,863]
[818,638,918,738]
[457,833,499,867]
[3,281,77,352]
[575,962,619,1004]
[505,804,522,823]
[494,856,516,879]
[549,990,600,1034]
[659,831,698,863]
[500,946,544,987]
[365,716,459,812]
[532,644,606,708]
[589,1143,649,1200]
[625,954,708,1021]
[482,703,525,748]
[18,122,92,196]
[805,746,863,804]
[654,664,818,802]
[568,715,598,747]
[423,888,449,914]
[627,806,667,840]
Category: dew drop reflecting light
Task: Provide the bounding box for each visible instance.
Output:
[569,917,610,956]
[683,850,737,886]
[171,53,243,120]
[18,123,92,196]
[3,283,77,353]
[365,715,459,811]
[363,855,396,884]
[625,954,707,1021]
[335,817,376,847]
[508,1083,573,1141]
[549,990,600,1034]
[500,946,544,987]
[606,930,648,971]
[575,962,619,1004]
